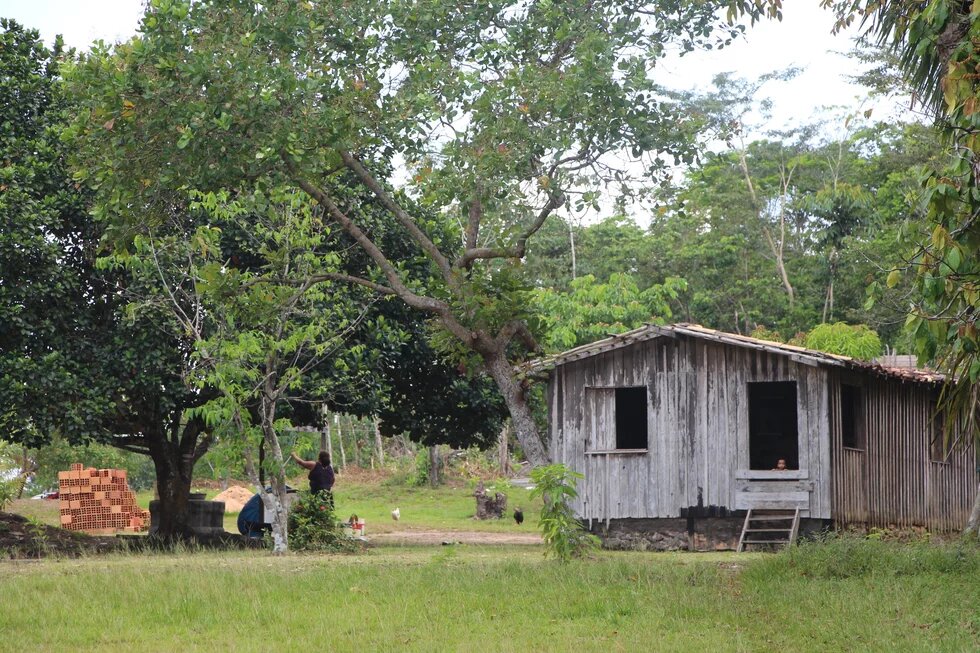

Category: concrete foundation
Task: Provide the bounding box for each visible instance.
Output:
[149,493,226,536]
[591,516,830,551]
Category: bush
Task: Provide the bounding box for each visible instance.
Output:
[0,479,16,511]
[804,323,882,360]
[408,449,429,487]
[287,492,360,553]
[530,464,599,562]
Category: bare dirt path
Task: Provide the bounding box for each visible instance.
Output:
[369,530,542,546]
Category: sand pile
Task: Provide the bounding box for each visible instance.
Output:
[212,486,255,513]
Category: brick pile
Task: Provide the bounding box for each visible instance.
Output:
[58,463,150,534]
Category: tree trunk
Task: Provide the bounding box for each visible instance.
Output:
[149,441,195,539]
[965,484,980,538]
[325,418,333,464]
[569,226,577,281]
[428,445,441,487]
[373,417,385,466]
[483,352,549,467]
[257,387,290,554]
[337,415,347,469]
[145,414,212,539]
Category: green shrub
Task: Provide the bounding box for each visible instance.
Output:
[529,464,599,562]
[287,491,359,553]
[804,323,882,360]
[408,450,429,487]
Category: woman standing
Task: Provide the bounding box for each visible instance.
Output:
[291,450,335,506]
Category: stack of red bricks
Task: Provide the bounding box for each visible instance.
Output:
[58,463,150,534]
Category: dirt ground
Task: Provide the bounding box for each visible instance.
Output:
[370,530,542,545]
[0,512,120,559]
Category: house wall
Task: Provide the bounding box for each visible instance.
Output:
[829,372,977,531]
[548,335,834,524]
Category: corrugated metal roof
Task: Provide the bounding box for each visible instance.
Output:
[524,322,945,384]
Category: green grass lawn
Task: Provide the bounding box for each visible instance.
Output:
[4,475,978,651]
[1,544,977,652]
[13,473,540,535]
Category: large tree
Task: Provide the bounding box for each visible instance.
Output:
[67,0,772,466]
[0,19,217,537]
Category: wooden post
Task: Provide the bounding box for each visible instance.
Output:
[336,414,347,470]
[325,418,334,465]
[347,414,360,467]
[428,445,440,487]
[498,421,510,476]
[374,417,385,466]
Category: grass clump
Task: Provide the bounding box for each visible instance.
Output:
[748,531,980,580]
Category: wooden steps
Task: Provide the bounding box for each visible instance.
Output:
[736,508,800,552]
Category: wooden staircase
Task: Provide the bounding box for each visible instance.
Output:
[737,508,800,552]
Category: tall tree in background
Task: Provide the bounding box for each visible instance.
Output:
[67,0,772,466]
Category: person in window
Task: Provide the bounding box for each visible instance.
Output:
[772,458,788,471]
[290,450,335,506]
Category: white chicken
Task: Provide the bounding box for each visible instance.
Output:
[391,507,400,521]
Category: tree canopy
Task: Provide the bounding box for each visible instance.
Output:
[66,0,771,465]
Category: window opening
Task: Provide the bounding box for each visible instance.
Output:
[615,387,647,450]
[748,381,799,470]
[840,384,864,449]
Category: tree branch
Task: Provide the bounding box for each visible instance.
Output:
[454,189,565,268]
[282,154,451,316]
[338,150,454,282]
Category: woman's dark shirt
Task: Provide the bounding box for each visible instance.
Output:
[309,462,334,493]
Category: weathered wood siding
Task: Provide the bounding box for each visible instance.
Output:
[829,373,977,531]
[548,335,833,523]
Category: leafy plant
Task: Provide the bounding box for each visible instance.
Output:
[287,491,359,553]
[0,479,15,511]
[409,450,430,487]
[804,323,882,360]
[529,464,599,562]
[25,516,49,557]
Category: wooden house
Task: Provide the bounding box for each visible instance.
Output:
[528,324,978,550]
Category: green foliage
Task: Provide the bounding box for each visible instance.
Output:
[824,0,980,450]
[0,479,16,512]
[804,323,883,360]
[287,491,358,553]
[529,464,599,562]
[409,450,430,487]
[64,0,775,467]
[29,439,156,493]
[532,273,684,351]
[749,325,784,343]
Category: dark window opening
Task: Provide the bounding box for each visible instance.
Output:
[840,384,864,449]
[749,381,799,470]
[615,387,647,449]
